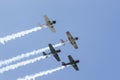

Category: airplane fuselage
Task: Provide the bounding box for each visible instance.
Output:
[70,60,79,65]
[46,21,56,28]
[63,60,79,66]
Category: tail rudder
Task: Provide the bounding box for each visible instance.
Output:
[60,39,65,46]
[62,62,66,66]
[38,23,43,27]
[43,52,47,56]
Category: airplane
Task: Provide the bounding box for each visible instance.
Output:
[38,15,56,32]
[61,31,78,49]
[43,44,61,61]
[62,55,79,71]
[39,15,56,32]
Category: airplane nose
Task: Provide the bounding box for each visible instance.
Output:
[77,60,80,63]
[56,49,61,53]
[75,37,78,40]
[52,21,56,24]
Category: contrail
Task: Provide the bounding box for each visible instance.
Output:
[0,43,63,67]
[0,26,44,44]
[17,66,70,80]
[0,55,50,74]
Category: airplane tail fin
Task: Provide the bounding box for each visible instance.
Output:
[43,52,47,56]
[38,23,43,27]
[62,62,66,66]
[60,39,65,46]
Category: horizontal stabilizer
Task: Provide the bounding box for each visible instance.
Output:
[38,23,43,27]
[43,52,47,56]
[60,39,65,46]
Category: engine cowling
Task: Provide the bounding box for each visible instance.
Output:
[52,21,56,24]
[74,37,78,40]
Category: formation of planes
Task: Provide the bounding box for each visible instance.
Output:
[41,15,80,71]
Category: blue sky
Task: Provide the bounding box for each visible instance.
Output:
[0,0,120,80]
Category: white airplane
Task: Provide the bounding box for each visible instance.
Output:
[39,15,56,32]
[61,31,78,49]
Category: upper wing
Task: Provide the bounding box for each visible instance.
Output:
[68,55,74,63]
[48,44,55,53]
[53,54,61,61]
[66,31,73,40]
[44,15,50,25]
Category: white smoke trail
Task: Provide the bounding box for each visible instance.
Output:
[0,27,43,44]
[0,55,50,74]
[0,43,63,67]
[17,66,70,80]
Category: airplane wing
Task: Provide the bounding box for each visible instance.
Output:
[53,54,61,61]
[72,41,78,49]
[48,25,56,32]
[68,55,74,62]
[44,15,56,32]
[66,31,73,39]
[48,44,55,53]
[44,15,50,25]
